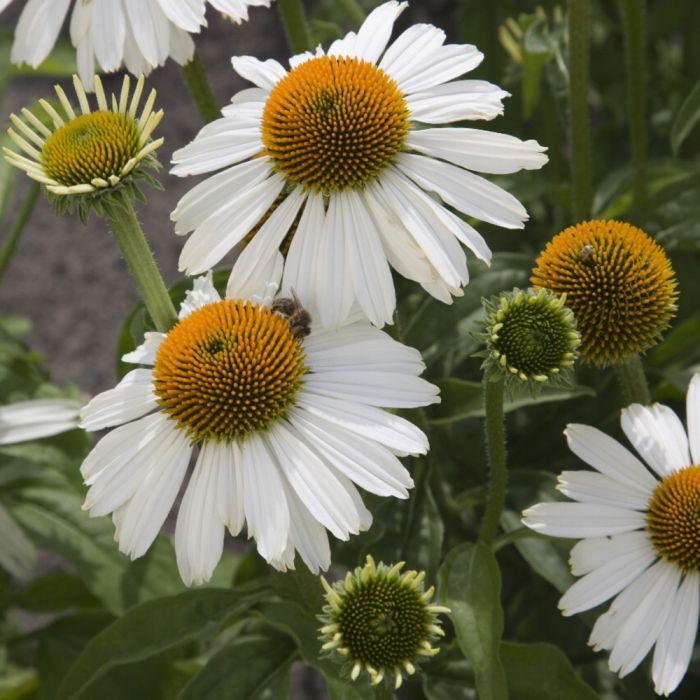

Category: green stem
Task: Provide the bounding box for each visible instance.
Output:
[181,52,220,124]
[0,181,40,282]
[568,0,593,221]
[620,0,647,210]
[277,0,313,54]
[101,196,177,333]
[479,376,508,546]
[338,0,366,25]
[373,686,396,700]
[616,353,652,406]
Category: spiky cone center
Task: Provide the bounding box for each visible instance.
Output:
[319,557,445,688]
[152,300,307,443]
[531,220,678,367]
[41,111,139,186]
[647,465,700,573]
[261,55,409,193]
[484,288,580,382]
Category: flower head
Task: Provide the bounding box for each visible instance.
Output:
[0,398,81,445]
[531,220,678,366]
[480,287,580,387]
[319,555,449,688]
[4,75,163,216]
[0,0,272,87]
[171,0,548,328]
[523,374,700,696]
[79,269,439,586]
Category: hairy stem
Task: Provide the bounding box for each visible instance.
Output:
[616,353,652,406]
[181,51,220,124]
[0,182,40,282]
[277,0,313,54]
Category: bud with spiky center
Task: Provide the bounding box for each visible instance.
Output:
[3,74,163,222]
[478,287,580,391]
[318,555,449,690]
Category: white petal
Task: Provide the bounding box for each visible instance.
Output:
[80,369,157,430]
[652,571,699,696]
[239,433,290,561]
[397,152,529,229]
[115,424,191,558]
[178,271,221,319]
[232,55,286,90]
[565,423,658,492]
[12,0,71,68]
[569,531,652,576]
[687,374,700,464]
[405,128,547,174]
[154,0,204,32]
[91,0,126,72]
[175,442,226,586]
[557,471,650,510]
[559,543,656,615]
[122,332,165,365]
[0,398,81,445]
[216,441,244,536]
[522,502,646,538]
[621,403,691,478]
[167,24,195,66]
[124,0,170,68]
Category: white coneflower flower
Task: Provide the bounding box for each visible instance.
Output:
[0,398,81,445]
[3,74,162,199]
[171,0,548,328]
[0,0,271,87]
[523,374,700,696]
[79,269,439,586]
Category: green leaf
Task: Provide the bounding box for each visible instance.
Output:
[438,543,508,700]
[255,600,373,700]
[500,641,600,700]
[671,79,700,154]
[57,589,245,700]
[13,571,99,612]
[422,641,477,700]
[0,501,36,578]
[178,632,296,699]
[430,379,595,424]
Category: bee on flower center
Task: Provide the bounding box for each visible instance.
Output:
[271,290,312,339]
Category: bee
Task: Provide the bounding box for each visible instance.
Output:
[271,290,312,339]
[578,244,595,264]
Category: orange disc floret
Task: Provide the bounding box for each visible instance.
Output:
[647,465,700,573]
[262,55,409,193]
[531,220,678,366]
[152,300,307,443]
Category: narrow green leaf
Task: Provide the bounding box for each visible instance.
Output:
[57,589,244,700]
[178,632,296,699]
[0,501,36,578]
[500,641,599,700]
[671,79,700,154]
[438,543,508,700]
[13,571,99,612]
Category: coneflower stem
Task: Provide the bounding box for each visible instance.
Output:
[181,52,220,124]
[616,353,652,406]
[0,181,39,283]
[479,376,508,545]
[101,195,178,333]
[277,0,313,54]
[374,686,396,700]
[620,0,647,210]
[568,0,593,221]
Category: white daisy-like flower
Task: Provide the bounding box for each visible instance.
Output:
[0,398,81,445]
[4,74,162,196]
[171,0,548,328]
[523,375,700,696]
[0,0,272,87]
[79,266,438,586]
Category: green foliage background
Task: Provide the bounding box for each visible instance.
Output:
[1,0,700,698]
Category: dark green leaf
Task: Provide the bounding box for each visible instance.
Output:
[57,589,245,700]
[13,571,99,612]
[178,632,296,700]
[438,543,508,700]
[0,501,36,578]
[671,79,700,154]
[501,641,600,700]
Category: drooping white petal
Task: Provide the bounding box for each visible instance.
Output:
[405,128,548,174]
[652,571,699,696]
[122,332,165,366]
[124,0,171,68]
[154,0,205,33]
[232,55,287,90]
[522,502,646,538]
[564,423,658,492]
[0,398,81,445]
[12,0,71,69]
[621,403,691,478]
[687,374,700,464]
[216,440,245,536]
[80,369,157,430]
[175,442,226,586]
[91,0,126,72]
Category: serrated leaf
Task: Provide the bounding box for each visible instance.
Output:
[438,543,508,700]
[178,632,296,700]
[672,79,700,154]
[501,641,600,700]
[57,589,246,700]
